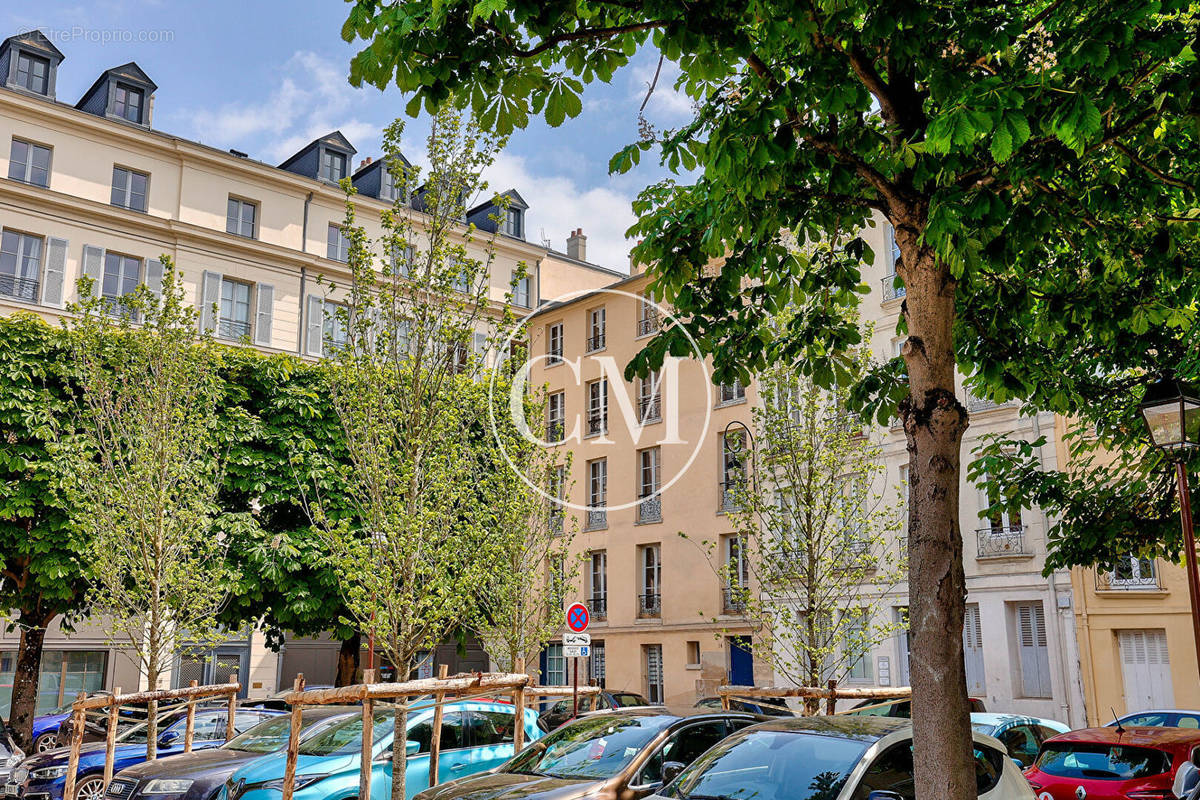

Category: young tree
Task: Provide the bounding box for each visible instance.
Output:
[714,348,902,713]
[65,264,231,758]
[316,107,509,800]
[345,5,1200,795]
[0,315,91,750]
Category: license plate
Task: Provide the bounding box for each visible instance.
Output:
[5,783,20,797]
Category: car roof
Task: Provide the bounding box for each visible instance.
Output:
[970,712,1064,728]
[1048,726,1200,748]
[581,706,760,724]
[1117,709,1200,718]
[742,714,913,741]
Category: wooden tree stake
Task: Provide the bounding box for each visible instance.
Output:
[102,687,123,788]
[281,674,305,800]
[184,680,198,753]
[429,664,449,786]
[513,657,526,753]
[225,674,238,742]
[825,680,837,716]
[64,693,86,800]
[359,670,375,800]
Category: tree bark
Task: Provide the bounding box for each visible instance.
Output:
[336,632,362,686]
[9,612,51,750]
[391,699,409,800]
[895,217,976,800]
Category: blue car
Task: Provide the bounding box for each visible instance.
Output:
[969,711,1070,769]
[30,712,70,755]
[219,700,542,800]
[8,707,282,800]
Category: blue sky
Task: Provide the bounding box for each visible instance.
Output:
[2,1,695,270]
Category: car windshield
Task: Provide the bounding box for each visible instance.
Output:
[225,715,298,754]
[297,711,395,757]
[665,729,868,800]
[506,714,673,780]
[612,694,649,708]
[116,714,184,744]
[1034,743,1173,780]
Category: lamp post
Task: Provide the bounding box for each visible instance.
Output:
[1139,376,1200,678]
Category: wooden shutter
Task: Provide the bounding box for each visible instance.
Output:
[81,244,105,297]
[306,294,324,356]
[1118,629,1174,712]
[41,237,68,307]
[199,271,222,333]
[1017,603,1052,698]
[144,258,164,304]
[254,283,274,346]
[963,604,987,696]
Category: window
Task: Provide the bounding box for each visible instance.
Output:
[640,722,730,785]
[323,300,348,352]
[721,430,748,511]
[322,149,347,182]
[407,711,467,753]
[547,322,564,364]
[644,644,664,704]
[0,649,108,716]
[587,458,607,529]
[9,138,50,187]
[219,278,253,339]
[543,643,566,686]
[549,464,566,532]
[502,208,523,238]
[639,371,661,422]
[637,447,662,523]
[686,641,701,667]
[637,292,659,337]
[999,725,1040,769]
[379,166,399,202]
[589,551,607,619]
[587,307,606,351]
[590,642,606,687]
[0,230,42,302]
[1015,602,1052,698]
[327,224,350,262]
[719,379,746,405]
[391,244,415,277]
[587,379,608,436]
[547,392,566,443]
[227,197,257,238]
[14,51,50,95]
[844,611,872,681]
[511,271,531,307]
[468,710,516,747]
[112,84,144,124]
[111,167,148,212]
[857,741,1005,799]
[640,544,661,617]
[101,252,141,317]
[1107,555,1159,589]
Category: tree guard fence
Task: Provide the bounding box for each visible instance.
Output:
[718,681,912,715]
[63,677,241,800]
[279,665,599,800]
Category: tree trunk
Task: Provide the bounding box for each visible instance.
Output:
[895,221,976,800]
[145,661,159,761]
[9,613,50,750]
[391,699,409,800]
[336,633,362,686]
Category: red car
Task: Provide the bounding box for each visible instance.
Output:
[1025,725,1200,799]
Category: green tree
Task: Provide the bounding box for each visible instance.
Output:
[0,314,90,750]
[65,264,232,758]
[316,108,508,800]
[344,5,1200,795]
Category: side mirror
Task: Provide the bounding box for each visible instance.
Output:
[661,762,687,785]
[867,793,906,800]
[406,740,420,756]
[158,730,180,746]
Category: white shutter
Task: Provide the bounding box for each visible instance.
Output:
[254,283,274,346]
[41,237,68,307]
[1017,603,1052,698]
[306,294,325,356]
[1119,629,1174,712]
[144,258,164,304]
[963,604,987,696]
[199,271,222,333]
[81,244,105,298]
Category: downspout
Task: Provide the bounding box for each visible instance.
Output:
[298,191,313,354]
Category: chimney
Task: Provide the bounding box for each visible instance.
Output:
[566,228,587,262]
[359,156,373,169]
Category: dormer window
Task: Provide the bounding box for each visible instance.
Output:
[380,167,397,202]
[503,208,523,238]
[15,52,50,95]
[112,84,144,124]
[322,150,347,183]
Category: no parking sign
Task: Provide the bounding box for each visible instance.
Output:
[566,602,590,633]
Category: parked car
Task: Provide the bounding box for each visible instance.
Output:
[647,715,1034,800]
[31,705,76,754]
[0,719,25,788]
[106,706,358,800]
[536,692,652,732]
[1105,709,1200,729]
[970,713,1071,769]
[1024,725,1200,799]
[415,707,765,800]
[6,706,283,800]
[217,699,542,800]
[693,697,794,717]
[843,696,988,717]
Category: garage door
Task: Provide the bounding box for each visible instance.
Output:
[1118,629,1174,713]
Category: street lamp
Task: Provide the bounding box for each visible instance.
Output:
[1139,376,1200,677]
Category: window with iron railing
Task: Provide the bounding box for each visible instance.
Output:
[720,431,749,511]
[637,447,662,524]
[719,379,746,405]
[547,322,564,364]
[1097,556,1160,591]
[587,307,606,352]
[639,544,661,617]
[589,551,607,621]
[102,251,142,320]
[586,458,607,530]
[587,379,608,436]
[637,294,660,337]
[639,371,662,423]
[218,278,252,339]
[547,392,566,443]
[0,229,42,303]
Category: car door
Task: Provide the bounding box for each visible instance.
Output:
[403,711,469,797]
[632,721,731,795]
[998,724,1041,769]
[849,739,1007,799]
[465,710,519,772]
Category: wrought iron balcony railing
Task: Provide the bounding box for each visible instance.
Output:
[976,525,1031,558]
[586,333,606,352]
[637,315,659,337]
[639,395,661,423]
[881,274,906,301]
[637,495,662,524]
[720,480,745,512]
[1096,563,1161,591]
[218,317,252,340]
[585,507,607,530]
[588,596,607,621]
[587,411,607,436]
[0,274,38,303]
[722,587,747,615]
[638,592,661,617]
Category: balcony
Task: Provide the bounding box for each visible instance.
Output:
[967,394,1019,413]
[586,410,607,436]
[637,495,662,524]
[722,587,747,615]
[638,593,661,618]
[588,596,608,621]
[1096,561,1161,592]
[585,507,607,530]
[639,395,661,423]
[218,317,251,340]
[720,480,745,513]
[0,274,38,303]
[547,349,563,366]
[547,419,565,443]
[637,315,659,337]
[881,274,905,302]
[976,525,1031,559]
[586,333,606,352]
[548,506,564,534]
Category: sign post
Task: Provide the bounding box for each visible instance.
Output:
[565,603,591,718]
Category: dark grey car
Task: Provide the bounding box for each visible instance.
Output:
[105,707,357,800]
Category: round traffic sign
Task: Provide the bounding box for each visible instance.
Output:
[566,602,590,633]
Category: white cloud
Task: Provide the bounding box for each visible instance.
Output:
[484,152,634,274]
[629,56,694,122]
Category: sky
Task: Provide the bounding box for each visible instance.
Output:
[1,1,697,271]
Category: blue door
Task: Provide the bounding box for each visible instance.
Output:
[728,637,753,685]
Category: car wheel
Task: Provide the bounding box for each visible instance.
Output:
[34,732,58,752]
[74,775,106,800]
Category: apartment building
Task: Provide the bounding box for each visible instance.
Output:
[0,29,623,713]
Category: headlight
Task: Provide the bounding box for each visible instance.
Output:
[258,776,325,792]
[143,780,194,794]
[30,766,70,780]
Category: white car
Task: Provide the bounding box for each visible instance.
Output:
[647,715,1034,800]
